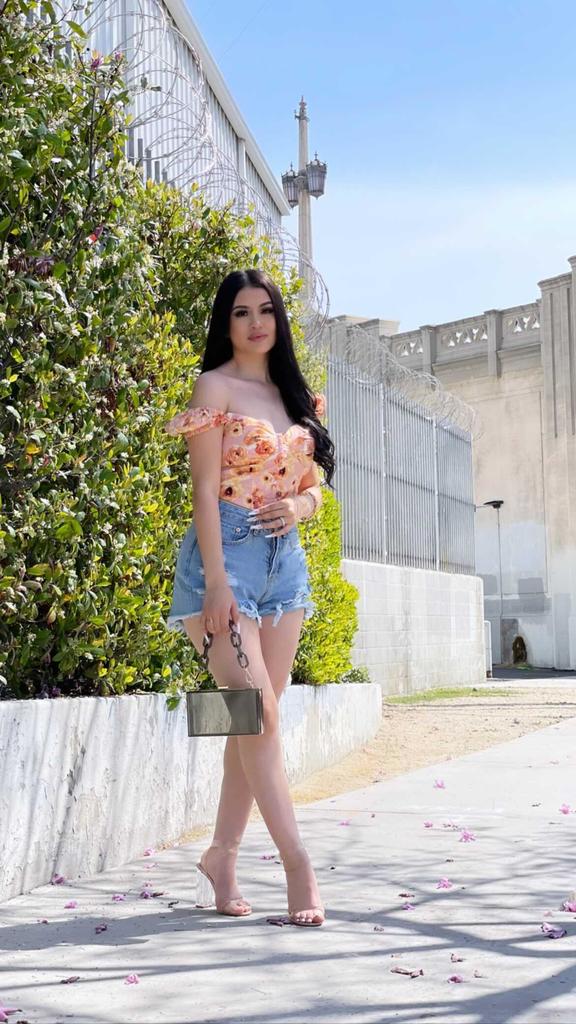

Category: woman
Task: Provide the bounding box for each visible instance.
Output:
[164,268,335,927]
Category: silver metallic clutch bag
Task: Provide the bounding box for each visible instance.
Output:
[186,621,264,737]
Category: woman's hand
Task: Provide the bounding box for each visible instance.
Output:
[247,497,301,537]
[201,583,239,636]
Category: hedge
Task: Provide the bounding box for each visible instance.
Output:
[0,1,359,699]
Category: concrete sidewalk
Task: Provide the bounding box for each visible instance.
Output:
[1,719,575,1024]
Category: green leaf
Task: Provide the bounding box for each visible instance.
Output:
[66,20,87,38]
[52,261,68,280]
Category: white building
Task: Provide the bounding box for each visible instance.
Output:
[82,0,289,226]
[372,255,576,671]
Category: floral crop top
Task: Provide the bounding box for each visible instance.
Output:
[165,394,326,510]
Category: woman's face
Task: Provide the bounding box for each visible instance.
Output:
[229,286,276,356]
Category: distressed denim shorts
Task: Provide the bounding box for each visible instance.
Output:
[166,498,315,634]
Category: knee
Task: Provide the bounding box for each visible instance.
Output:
[262,694,280,735]
[270,674,291,702]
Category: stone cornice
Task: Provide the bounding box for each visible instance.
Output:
[538,272,571,290]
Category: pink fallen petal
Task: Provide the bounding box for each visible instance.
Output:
[459,830,477,843]
[143,848,155,856]
[0,1009,19,1022]
[37,918,49,924]
[423,821,434,828]
[60,976,80,984]
[401,903,416,911]
[473,969,485,978]
[338,819,351,826]
[559,804,571,815]
[259,853,276,860]
[51,873,66,885]
[433,779,446,789]
[437,877,454,889]
[448,974,464,983]
[112,893,126,902]
[139,890,152,899]
[124,973,140,985]
[450,953,464,962]
[95,923,108,934]
[562,901,576,913]
[64,900,78,909]
[541,922,567,939]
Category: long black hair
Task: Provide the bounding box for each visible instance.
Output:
[201,269,335,486]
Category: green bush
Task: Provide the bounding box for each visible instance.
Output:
[0,2,360,699]
[292,489,359,685]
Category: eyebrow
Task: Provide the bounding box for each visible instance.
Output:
[232,302,273,309]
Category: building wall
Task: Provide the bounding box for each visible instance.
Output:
[437,359,550,666]
[380,255,576,668]
[343,561,485,693]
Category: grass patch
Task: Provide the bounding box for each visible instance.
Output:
[386,686,513,704]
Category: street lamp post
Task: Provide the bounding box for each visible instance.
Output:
[282,97,327,299]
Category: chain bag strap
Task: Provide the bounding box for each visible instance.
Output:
[186,619,264,737]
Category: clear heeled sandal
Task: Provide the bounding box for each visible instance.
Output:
[282,846,325,928]
[195,839,252,917]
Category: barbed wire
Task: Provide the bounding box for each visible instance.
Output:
[320,320,481,438]
[56,0,332,343]
[49,0,475,433]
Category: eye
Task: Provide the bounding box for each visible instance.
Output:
[233,310,248,317]
[262,306,274,315]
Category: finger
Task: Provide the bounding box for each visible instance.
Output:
[230,597,239,625]
[251,504,283,519]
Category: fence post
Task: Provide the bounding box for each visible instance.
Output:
[379,383,388,563]
[433,418,440,571]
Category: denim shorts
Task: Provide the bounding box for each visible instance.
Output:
[166,498,315,633]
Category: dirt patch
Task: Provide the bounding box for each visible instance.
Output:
[176,687,576,843]
[288,687,576,805]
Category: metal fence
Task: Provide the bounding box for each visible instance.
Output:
[327,357,475,574]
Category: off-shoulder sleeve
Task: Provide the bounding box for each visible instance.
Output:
[314,393,326,417]
[164,405,228,437]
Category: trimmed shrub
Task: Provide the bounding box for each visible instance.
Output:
[0,3,359,699]
[292,489,359,685]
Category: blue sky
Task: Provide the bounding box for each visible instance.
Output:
[189,0,576,330]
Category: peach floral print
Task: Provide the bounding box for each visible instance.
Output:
[165,394,326,510]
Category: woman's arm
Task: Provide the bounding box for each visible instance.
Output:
[295,461,323,521]
[185,374,237,630]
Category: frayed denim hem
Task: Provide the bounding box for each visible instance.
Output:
[261,597,316,627]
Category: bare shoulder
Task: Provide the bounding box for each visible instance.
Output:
[188,369,231,412]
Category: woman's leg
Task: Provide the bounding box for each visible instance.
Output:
[184,612,323,921]
[198,611,304,850]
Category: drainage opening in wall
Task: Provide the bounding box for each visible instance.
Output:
[512,635,528,664]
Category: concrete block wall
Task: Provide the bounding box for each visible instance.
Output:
[343,560,486,693]
[0,682,381,903]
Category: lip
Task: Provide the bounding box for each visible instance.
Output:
[249,334,267,341]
